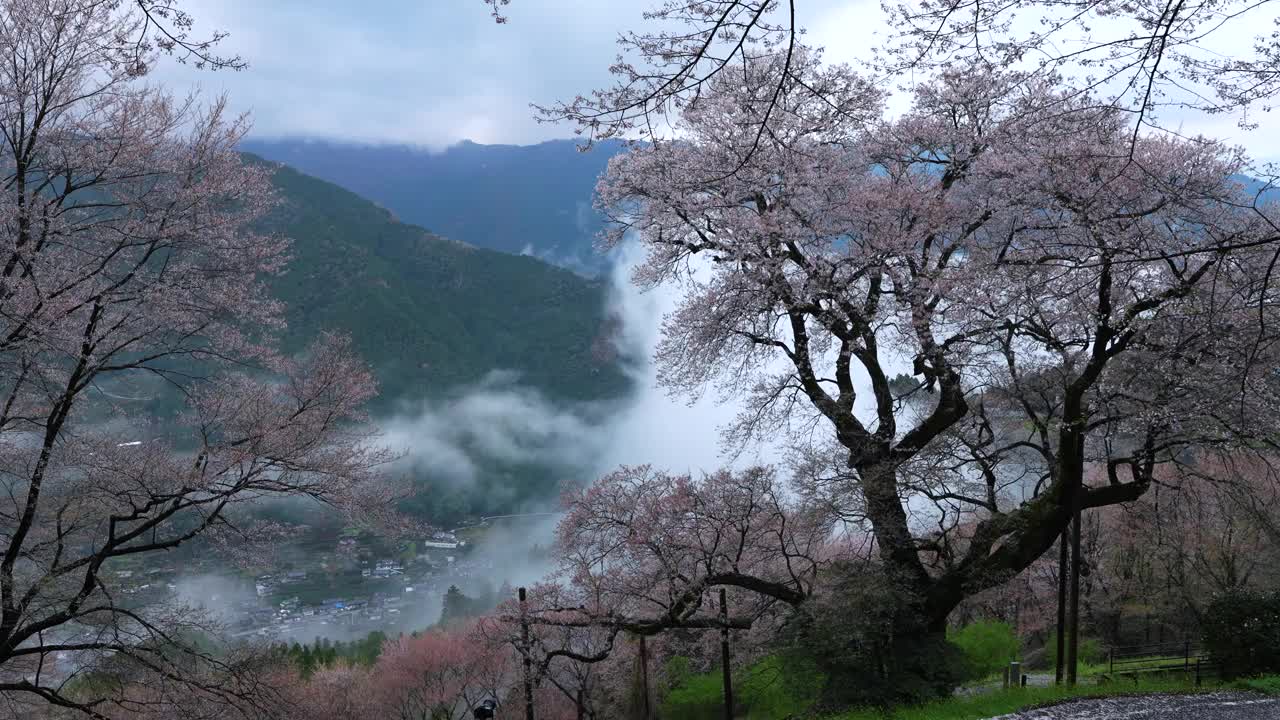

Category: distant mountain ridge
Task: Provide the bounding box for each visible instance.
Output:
[240,138,631,275]
[246,152,629,415]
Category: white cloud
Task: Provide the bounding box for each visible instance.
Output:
[380,372,610,487]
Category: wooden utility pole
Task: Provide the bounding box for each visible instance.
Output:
[1055,527,1068,685]
[1066,474,1084,688]
[638,634,652,719]
[519,587,536,720]
[720,589,734,720]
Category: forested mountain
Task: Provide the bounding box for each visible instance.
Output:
[240,138,630,275]
[248,153,629,415]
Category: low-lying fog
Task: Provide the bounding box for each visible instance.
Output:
[172,242,774,644]
[173,513,561,643]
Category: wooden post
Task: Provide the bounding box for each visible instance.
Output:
[1064,430,1085,691]
[1185,638,1191,672]
[639,634,652,720]
[720,589,734,720]
[1011,661,1021,689]
[519,587,535,720]
[1055,528,1068,685]
[1066,459,1084,688]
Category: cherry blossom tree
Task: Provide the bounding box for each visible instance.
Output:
[961,456,1280,651]
[472,466,830,716]
[947,449,1280,653]
[1113,456,1280,631]
[589,33,1280,681]
[278,665,381,720]
[374,624,512,720]
[478,604,617,720]
[549,466,827,633]
[0,2,393,716]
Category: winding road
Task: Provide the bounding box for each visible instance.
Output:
[993,692,1280,719]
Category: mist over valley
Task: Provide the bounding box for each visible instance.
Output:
[103,142,749,647]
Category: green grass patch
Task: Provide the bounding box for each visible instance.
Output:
[830,677,1217,720]
[1231,675,1280,695]
[662,655,824,720]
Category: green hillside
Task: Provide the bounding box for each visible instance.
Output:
[250,154,628,413]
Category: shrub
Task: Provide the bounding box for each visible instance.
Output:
[1202,589,1280,680]
[949,620,1020,680]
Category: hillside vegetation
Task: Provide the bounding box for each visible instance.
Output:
[250,153,630,414]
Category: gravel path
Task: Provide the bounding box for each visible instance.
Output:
[990,692,1280,719]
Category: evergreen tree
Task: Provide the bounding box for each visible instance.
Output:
[439,585,471,626]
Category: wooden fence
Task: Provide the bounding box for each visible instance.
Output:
[1103,639,1217,685]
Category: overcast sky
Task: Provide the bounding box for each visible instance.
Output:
[155,0,1280,160]
[151,0,908,147]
